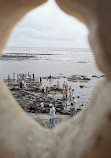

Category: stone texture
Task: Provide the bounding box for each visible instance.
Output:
[0,0,47,54]
[56,0,111,79]
[0,0,111,157]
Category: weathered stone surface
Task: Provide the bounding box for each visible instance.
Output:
[0,0,111,158]
[56,0,111,79]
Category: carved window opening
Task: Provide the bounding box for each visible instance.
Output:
[0,0,104,128]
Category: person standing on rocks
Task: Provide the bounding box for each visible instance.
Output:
[8,74,11,81]
[69,86,71,91]
[62,89,65,99]
[33,73,35,81]
[46,86,48,94]
[28,72,30,78]
[44,85,46,93]
[24,73,26,79]
[62,81,65,89]
[24,81,27,88]
[69,87,73,102]
[49,103,56,128]
[20,80,23,89]
[65,89,68,100]
[41,87,44,95]
[40,77,42,83]
[40,101,44,109]
[49,75,52,79]
[22,80,24,88]
[70,96,76,116]
[7,74,11,86]
[29,73,31,79]
[65,100,70,110]
[57,81,60,88]
[65,82,68,90]
[52,90,56,100]
[13,73,15,80]
[69,90,72,102]
[17,74,19,81]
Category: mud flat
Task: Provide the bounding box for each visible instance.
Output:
[0,53,36,60]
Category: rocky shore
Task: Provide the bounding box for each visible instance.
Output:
[5,77,74,115]
[4,74,105,128]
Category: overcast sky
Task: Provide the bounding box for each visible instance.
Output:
[6,0,89,48]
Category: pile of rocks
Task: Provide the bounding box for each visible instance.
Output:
[67,75,91,82]
[5,79,73,115]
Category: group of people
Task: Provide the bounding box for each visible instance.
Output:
[49,102,55,128]
[62,84,74,101]
[43,98,76,128]
[8,72,36,81]
[17,73,27,81]
[48,96,76,128]
[7,73,77,128]
[62,83,77,116]
[41,85,48,94]
[7,72,41,88]
[40,80,77,128]
[39,101,55,128]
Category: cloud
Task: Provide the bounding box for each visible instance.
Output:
[6,0,89,48]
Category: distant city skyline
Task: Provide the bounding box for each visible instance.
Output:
[6,0,89,48]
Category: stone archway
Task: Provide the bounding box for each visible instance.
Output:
[0,0,111,158]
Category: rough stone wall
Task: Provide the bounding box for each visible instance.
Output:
[0,0,111,157]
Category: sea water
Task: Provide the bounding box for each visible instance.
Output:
[0,47,103,108]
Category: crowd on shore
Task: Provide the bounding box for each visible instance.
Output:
[6,72,78,128]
